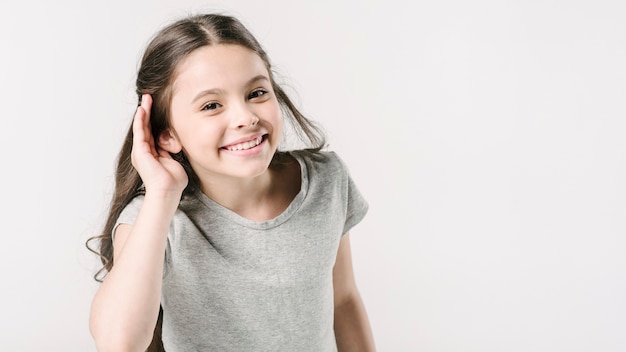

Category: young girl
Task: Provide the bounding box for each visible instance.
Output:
[88,13,375,352]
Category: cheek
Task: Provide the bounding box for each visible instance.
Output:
[274,110,284,132]
[266,101,283,130]
[175,122,223,152]
[269,111,284,144]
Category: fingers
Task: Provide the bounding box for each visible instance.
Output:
[133,94,157,157]
[140,94,152,117]
[132,101,145,144]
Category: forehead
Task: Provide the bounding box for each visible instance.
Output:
[172,44,270,93]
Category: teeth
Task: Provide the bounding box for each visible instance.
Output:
[227,136,263,151]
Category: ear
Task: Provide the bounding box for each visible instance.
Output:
[158,129,183,154]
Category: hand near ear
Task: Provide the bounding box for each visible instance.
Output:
[131,94,188,196]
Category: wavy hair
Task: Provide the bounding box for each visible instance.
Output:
[86,13,325,351]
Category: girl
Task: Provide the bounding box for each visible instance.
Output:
[88,13,375,352]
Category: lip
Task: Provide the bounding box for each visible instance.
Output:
[220,133,266,149]
[220,134,268,156]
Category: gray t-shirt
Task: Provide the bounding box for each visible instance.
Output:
[116,150,368,351]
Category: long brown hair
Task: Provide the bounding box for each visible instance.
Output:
[86,13,325,351]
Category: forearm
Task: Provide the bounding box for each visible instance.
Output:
[90,192,179,351]
[334,292,376,352]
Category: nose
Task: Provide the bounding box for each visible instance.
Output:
[230,101,259,128]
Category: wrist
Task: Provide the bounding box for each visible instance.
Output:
[143,189,183,207]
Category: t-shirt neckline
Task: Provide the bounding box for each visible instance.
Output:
[192,151,309,230]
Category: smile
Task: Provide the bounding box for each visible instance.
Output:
[222,135,266,151]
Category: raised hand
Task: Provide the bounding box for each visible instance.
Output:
[131,94,188,196]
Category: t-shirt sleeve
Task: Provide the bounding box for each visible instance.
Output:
[343,173,369,235]
[112,195,144,243]
[331,152,369,235]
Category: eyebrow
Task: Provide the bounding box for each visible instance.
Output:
[191,75,270,104]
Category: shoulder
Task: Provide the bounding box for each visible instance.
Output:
[291,150,360,202]
[290,149,349,177]
[292,150,369,232]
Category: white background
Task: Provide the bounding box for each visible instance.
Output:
[1,0,625,351]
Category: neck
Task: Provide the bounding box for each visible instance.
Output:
[195,155,301,222]
[199,168,278,221]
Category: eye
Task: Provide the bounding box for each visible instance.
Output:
[248,89,268,100]
[201,102,221,111]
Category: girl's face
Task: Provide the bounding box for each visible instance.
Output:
[163,44,283,183]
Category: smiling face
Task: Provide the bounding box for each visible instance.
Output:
[160,44,283,185]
